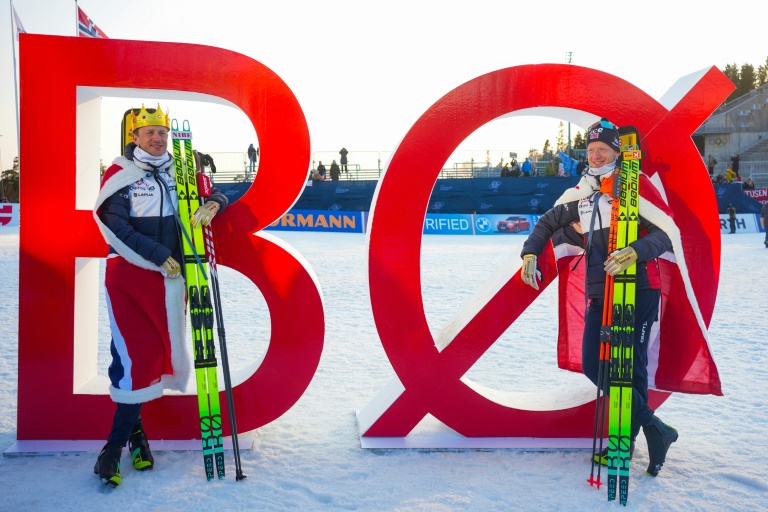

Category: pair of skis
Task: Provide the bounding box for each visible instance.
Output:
[588,126,641,506]
[172,119,246,482]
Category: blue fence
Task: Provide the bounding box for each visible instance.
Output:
[215,178,765,216]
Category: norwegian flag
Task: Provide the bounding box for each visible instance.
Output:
[549,174,722,396]
[77,6,108,38]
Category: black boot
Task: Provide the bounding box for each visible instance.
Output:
[94,442,122,487]
[592,439,635,466]
[129,419,154,471]
[643,416,679,476]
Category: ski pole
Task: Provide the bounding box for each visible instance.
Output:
[202,209,246,481]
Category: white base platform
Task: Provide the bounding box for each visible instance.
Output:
[4,437,254,457]
[356,412,599,450]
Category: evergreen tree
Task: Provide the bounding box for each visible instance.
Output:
[573,131,585,150]
[737,63,756,97]
[723,63,740,103]
[556,122,566,153]
[757,57,768,87]
[542,139,552,161]
[1,157,20,203]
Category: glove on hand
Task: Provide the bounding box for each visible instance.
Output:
[604,246,638,276]
[521,254,542,290]
[160,256,181,278]
[191,201,220,228]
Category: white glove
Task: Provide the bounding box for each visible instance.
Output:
[191,201,220,228]
[521,254,542,290]
[604,246,638,276]
[160,256,181,278]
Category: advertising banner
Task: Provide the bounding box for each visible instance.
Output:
[719,213,760,233]
[266,209,364,233]
[0,203,19,227]
[423,214,473,235]
[472,213,537,235]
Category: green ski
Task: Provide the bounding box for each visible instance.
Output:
[607,126,641,505]
[172,119,225,480]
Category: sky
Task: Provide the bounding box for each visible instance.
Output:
[1,226,767,510]
[1,0,767,171]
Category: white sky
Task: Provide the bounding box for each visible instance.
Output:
[1,0,766,169]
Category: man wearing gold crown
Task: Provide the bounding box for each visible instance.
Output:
[91,104,228,487]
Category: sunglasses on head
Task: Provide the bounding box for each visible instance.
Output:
[588,119,618,132]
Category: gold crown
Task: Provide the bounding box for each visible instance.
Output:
[131,103,170,132]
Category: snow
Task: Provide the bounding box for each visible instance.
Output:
[1,226,767,511]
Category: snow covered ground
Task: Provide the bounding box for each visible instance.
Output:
[1,226,766,511]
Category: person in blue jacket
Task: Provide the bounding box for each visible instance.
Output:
[519,118,679,477]
[521,157,532,177]
[92,104,228,487]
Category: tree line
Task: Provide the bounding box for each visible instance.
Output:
[532,58,768,162]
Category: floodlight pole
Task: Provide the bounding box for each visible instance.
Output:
[565,52,574,158]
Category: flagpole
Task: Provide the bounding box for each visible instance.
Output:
[74,0,78,36]
[10,0,20,156]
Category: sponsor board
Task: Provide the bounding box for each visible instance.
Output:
[0,203,19,227]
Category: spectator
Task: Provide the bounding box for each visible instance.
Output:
[727,204,737,234]
[501,163,510,177]
[329,160,341,181]
[247,143,258,173]
[706,154,717,175]
[521,158,532,177]
[742,177,755,190]
[725,167,737,182]
[316,161,327,180]
[544,161,556,176]
[510,159,521,177]
[339,147,348,173]
[92,104,228,488]
[557,162,566,176]
[576,156,587,176]
[731,153,740,178]
[519,118,678,477]
[761,202,768,248]
[1,196,8,203]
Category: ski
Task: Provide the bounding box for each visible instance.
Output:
[607,126,642,505]
[196,154,247,481]
[172,119,225,480]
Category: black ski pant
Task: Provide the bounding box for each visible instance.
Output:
[107,402,143,446]
[582,288,660,440]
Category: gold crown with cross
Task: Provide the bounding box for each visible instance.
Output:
[131,103,170,132]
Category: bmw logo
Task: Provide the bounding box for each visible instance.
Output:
[475,217,491,232]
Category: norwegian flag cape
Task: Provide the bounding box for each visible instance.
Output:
[93,159,189,403]
[550,173,723,396]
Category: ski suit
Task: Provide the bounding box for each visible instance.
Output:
[94,143,228,404]
[521,172,672,439]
